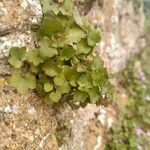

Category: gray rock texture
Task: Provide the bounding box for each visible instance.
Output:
[0,0,145,149]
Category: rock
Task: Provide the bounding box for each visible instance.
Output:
[75,0,145,74]
[0,0,42,74]
[0,0,145,149]
[0,84,58,149]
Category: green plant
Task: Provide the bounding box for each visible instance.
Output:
[8,0,114,107]
[105,51,150,150]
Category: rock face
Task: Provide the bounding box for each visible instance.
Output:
[76,0,145,74]
[0,0,42,75]
[0,0,145,149]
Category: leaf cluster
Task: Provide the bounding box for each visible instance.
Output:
[8,0,114,107]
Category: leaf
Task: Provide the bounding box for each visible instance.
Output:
[39,37,58,58]
[8,47,26,68]
[73,7,83,27]
[25,73,36,90]
[8,57,22,68]
[58,81,70,94]
[42,61,58,77]
[10,72,36,94]
[73,90,87,103]
[63,66,79,87]
[76,38,92,54]
[77,73,93,91]
[38,16,63,36]
[60,45,74,60]
[9,47,26,59]
[26,50,43,66]
[87,28,101,47]
[92,71,107,87]
[49,91,62,103]
[54,74,65,86]
[66,24,86,45]
[88,87,100,104]
[77,63,87,72]
[91,56,103,70]
[44,82,53,92]
[41,0,51,14]
[59,0,73,16]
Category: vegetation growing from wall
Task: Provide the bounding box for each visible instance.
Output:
[105,2,150,149]
[8,0,114,108]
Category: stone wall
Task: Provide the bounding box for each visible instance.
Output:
[0,0,145,149]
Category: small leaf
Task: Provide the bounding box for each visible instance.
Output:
[87,28,101,47]
[58,81,70,94]
[77,73,93,91]
[41,0,51,14]
[38,16,63,36]
[8,57,22,68]
[39,37,58,58]
[91,56,103,70]
[77,63,87,72]
[42,61,58,77]
[44,82,53,92]
[60,45,74,60]
[88,87,100,104]
[59,0,73,16]
[63,66,79,87]
[73,90,87,103]
[49,91,62,103]
[66,24,86,45]
[73,7,83,27]
[25,73,36,90]
[10,72,28,94]
[92,71,107,87]
[54,74,65,86]
[26,49,43,66]
[8,47,26,68]
[76,38,91,54]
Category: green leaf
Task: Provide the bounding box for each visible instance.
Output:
[60,45,74,60]
[87,28,101,47]
[73,90,87,103]
[54,74,65,86]
[49,91,62,103]
[41,0,51,14]
[66,24,86,45]
[9,47,26,59]
[92,71,107,87]
[8,57,22,68]
[25,73,36,90]
[77,63,87,72]
[58,81,70,94]
[39,37,58,58]
[76,38,92,54]
[73,7,83,27]
[44,82,53,92]
[88,87,100,104]
[59,0,73,16]
[26,49,43,66]
[77,73,93,91]
[8,47,26,68]
[42,61,58,77]
[63,66,79,87]
[91,56,103,70]
[10,72,36,94]
[38,16,63,36]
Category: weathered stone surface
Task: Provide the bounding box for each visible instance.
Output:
[76,0,145,73]
[0,0,145,149]
[0,84,58,150]
[0,0,42,59]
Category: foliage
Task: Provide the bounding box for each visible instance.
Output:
[8,0,114,107]
[105,34,150,150]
